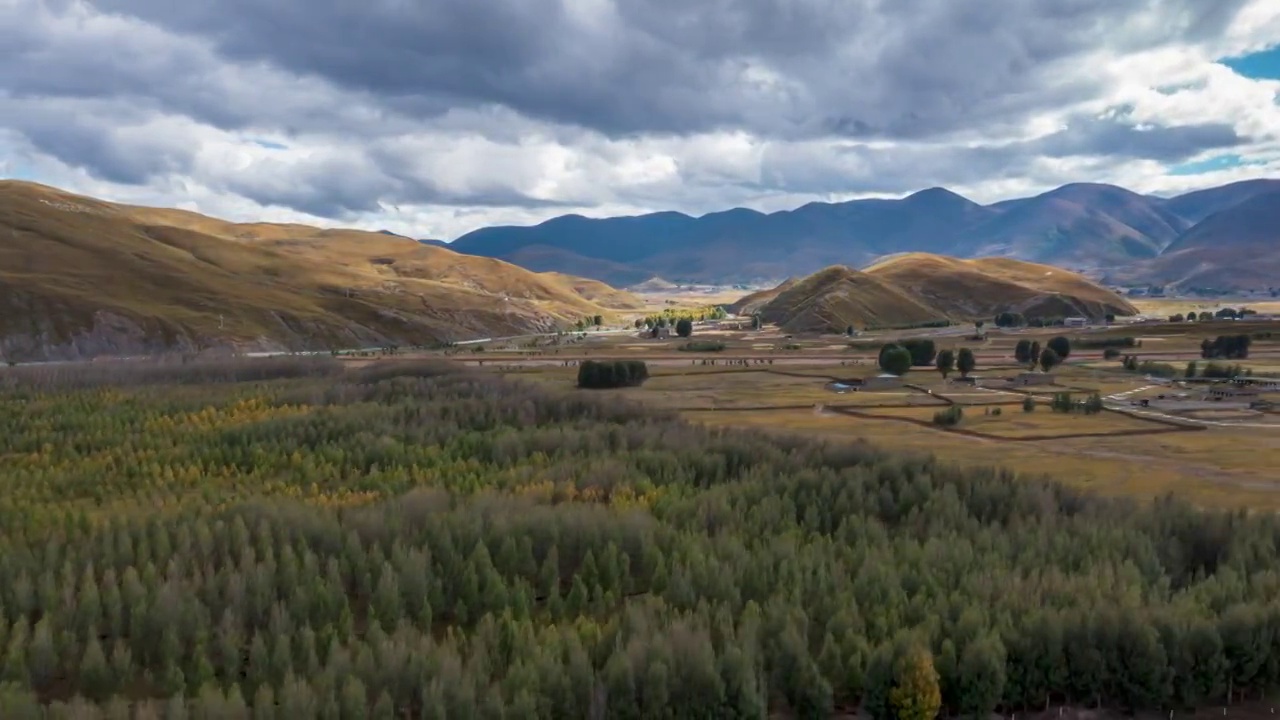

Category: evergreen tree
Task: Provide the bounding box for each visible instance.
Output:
[935,350,955,379]
[956,348,976,378]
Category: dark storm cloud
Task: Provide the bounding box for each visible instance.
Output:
[1035,118,1246,160]
[84,0,1255,140]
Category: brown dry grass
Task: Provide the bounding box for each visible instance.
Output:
[0,181,639,355]
[503,354,1280,511]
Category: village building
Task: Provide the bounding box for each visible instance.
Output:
[827,374,904,392]
[1063,316,1088,328]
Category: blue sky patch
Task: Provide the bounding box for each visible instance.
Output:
[251,139,289,150]
[1168,153,1266,176]
[2,162,38,181]
[1220,45,1280,80]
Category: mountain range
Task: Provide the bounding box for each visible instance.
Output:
[447,179,1280,290]
[0,181,641,362]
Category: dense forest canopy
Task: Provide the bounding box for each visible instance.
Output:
[1,359,1279,718]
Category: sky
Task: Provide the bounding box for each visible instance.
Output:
[3,0,1280,241]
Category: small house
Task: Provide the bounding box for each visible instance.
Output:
[1013,372,1056,387]
[828,374,904,392]
[1064,317,1088,328]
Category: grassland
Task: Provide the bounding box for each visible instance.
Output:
[0,181,639,361]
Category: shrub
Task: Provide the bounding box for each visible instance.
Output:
[933,406,964,426]
[995,312,1026,327]
[1201,335,1251,360]
[1103,348,1121,359]
[677,341,726,353]
[1022,396,1036,412]
[1201,362,1242,379]
[576,360,649,389]
[1074,337,1136,350]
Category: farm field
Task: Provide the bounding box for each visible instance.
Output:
[486,317,1280,510]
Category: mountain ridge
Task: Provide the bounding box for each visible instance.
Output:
[446,178,1280,289]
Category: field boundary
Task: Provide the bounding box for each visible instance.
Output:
[823,405,1203,441]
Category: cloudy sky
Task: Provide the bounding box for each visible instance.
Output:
[3,0,1280,240]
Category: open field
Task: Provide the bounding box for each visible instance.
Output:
[473,317,1280,510]
[1131,298,1280,317]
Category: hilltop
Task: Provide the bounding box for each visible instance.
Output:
[738,254,1135,333]
[0,181,639,361]
[446,179,1280,288]
[864,254,1138,320]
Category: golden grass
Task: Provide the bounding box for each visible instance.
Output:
[863,253,1137,318]
[0,181,639,355]
[857,405,1169,437]
[686,408,1280,510]
[1131,299,1280,316]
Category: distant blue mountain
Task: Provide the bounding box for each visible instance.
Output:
[444,179,1280,287]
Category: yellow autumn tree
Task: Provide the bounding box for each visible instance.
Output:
[888,644,942,720]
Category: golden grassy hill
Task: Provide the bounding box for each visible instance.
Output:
[0,181,639,361]
[864,253,1137,319]
[753,266,944,333]
[738,254,1137,333]
[539,272,645,310]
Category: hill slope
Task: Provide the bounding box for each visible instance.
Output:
[962,183,1190,266]
[864,254,1138,320]
[1121,190,1280,290]
[445,179,1276,286]
[751,266,948,333]
[0,182,638,361]
[741,254,1135,333]
[1155,179,1280,223]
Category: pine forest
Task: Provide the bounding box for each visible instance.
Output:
[1,358,1279,719]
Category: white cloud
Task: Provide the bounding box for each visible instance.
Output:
[2,0,1278,239]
